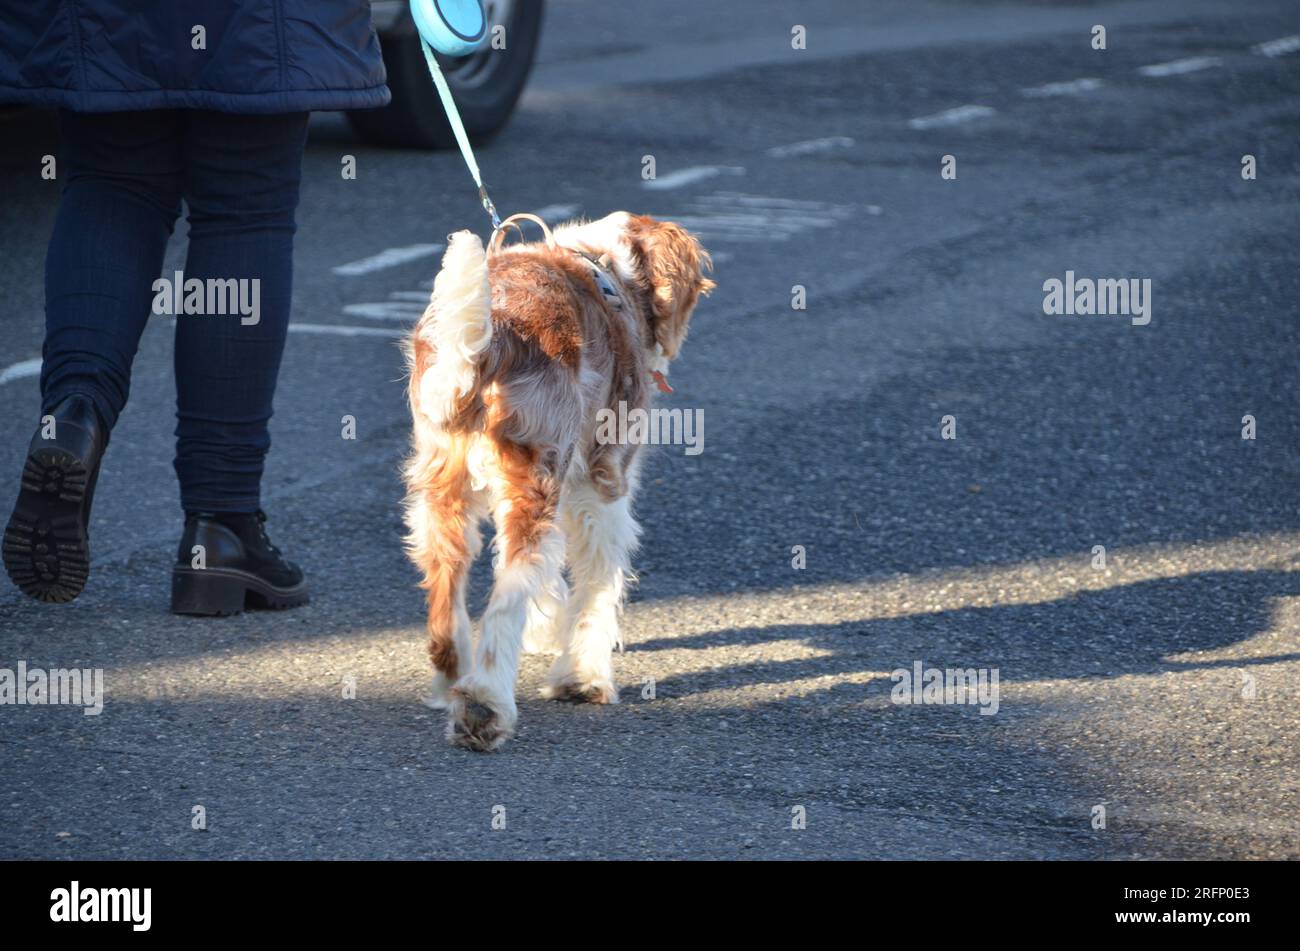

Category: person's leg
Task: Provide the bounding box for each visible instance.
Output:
[41,110,184,429]
[172,110,309,514]
[166,111,311,617]
[4,111,183,604]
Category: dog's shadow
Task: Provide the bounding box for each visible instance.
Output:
[627,568,1300,705]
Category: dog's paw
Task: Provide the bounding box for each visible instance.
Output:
[541,673,620,705]
[445,686,516,752]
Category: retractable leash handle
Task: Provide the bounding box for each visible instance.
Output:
[410,0,502,230]
[411,0,486,55]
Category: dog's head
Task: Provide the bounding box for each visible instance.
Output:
[557,212,715,359]
[623,214,715,359]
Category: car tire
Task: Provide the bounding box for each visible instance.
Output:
[348,0,544,150]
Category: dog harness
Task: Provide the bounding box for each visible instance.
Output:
[489,214,625,308]
[488,214,674,395]
[574,252,625,309]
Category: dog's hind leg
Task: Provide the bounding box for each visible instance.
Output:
[446,439,567,751]
[542,478,641,705]
[404,437,480,710]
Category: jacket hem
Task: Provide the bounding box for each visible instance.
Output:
[0,84,392,113]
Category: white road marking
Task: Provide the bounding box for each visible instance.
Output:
[331,243,443,277]
[0,358,41,386]
[908,105,996,130]
[1021,77,1103,97]
[388,291,432,302]
[656,192,857,243]
[1253,34,1300,57]
[1137,56,1221,77]
[531,203,581,222]
[766,136,855,158]
[642,166,745,191]
[342,301,427,321]
[289,323,405,339]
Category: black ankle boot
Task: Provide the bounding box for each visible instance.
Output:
[170,509,309,616]
[3,395,108,603]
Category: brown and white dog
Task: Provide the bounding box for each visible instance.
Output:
[402,212,713,751]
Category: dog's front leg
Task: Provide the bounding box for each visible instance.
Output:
[543,487,640,705]
[521,573,568,654]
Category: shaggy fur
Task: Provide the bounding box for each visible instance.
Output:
[402,212,714,751]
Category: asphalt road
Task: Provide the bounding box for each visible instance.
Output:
[1,0,1299,859]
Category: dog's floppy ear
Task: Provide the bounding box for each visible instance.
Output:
[626,215,714,359]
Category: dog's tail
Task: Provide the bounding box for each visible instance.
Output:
[405,230,494,431]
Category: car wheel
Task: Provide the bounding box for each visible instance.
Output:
[348,0,544,150]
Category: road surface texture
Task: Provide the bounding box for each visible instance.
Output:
[1,0,1298,859]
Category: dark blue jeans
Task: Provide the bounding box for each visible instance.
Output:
[42,109,309,513]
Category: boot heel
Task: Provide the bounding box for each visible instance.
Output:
[171,569,247,616]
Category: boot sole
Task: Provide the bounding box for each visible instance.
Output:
[3,447,92,604]
[171,566,310,617]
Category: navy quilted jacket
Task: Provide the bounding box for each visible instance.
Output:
[0,0,390,113]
